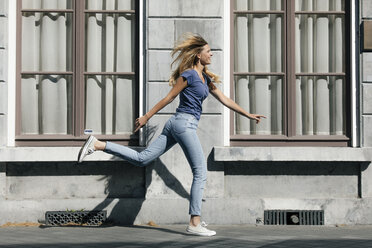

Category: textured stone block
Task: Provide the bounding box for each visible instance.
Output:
[363,0,372,18]
[147,83,179,113]
[198,115,223,152]
[148,0,223,17]
[175,19,223,50]
[363,84,372,114]
[363,53,372,82]
[0,163,5,198]
[203,83,223,114]
[0,82,6,114]
[0,49,6,82]
[0,18,6,48]
[5,162,145,200]
[0,1,6,16]
[0,115,6,147]
[224,162,359,198]
[361,161,372,198]
[147,50,223,82]
[148,19,174,49]
[148,50,172,81]
[363,116,372,147]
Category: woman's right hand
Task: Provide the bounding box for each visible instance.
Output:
[134,115,149,132]
[248,114,266,124]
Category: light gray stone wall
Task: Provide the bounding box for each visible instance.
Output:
[0,0,7,146]
[360,0,372,202]
[224,162,360,198]
[5,162,146,200]
[362,0,372,147]
[145,0,224,204]
[362,53,372,147]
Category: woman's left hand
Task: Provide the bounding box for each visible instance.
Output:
[248,114,266,124]
[134,115,149,132]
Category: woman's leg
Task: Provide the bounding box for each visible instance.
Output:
[103,135,176,167]
[100,119,177,167]
[171,117,207,224]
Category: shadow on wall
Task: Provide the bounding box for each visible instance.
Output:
[221,161,369,176]
[218,160,370,199]
[86,123,191,225]
[88,155,191,225]
[6,124,228,225]
[7,158,191,226]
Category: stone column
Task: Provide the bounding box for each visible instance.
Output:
[145,0,225,221]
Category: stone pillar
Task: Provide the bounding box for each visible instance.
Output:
[145,0,225,210]
[360,0,372,198]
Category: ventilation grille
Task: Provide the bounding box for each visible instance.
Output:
[264,210,324,225]
[45,211,107,226]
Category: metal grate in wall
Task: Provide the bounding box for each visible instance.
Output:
[264,210,324,225]
[45,211,107,226]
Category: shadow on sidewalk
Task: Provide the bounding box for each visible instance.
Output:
[1,238,372,248]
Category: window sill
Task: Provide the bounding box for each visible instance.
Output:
[0,147,142,162]
[2,146,370,163]
[213,147,372,162]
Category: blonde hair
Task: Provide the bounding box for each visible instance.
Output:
[169,33,220,87]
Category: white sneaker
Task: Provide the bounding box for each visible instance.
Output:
[77,135,97,163]
[186,221,216,236]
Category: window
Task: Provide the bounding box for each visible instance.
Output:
[231,0,350,146]
[16,0,138,146]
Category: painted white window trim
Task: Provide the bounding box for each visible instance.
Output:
[7,0,16,147]
[223,0,230,146]
[351,0,359,147]
[139,0,145,146]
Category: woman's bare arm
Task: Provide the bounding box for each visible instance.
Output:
[134,77,187,132]
[210,85,266,123]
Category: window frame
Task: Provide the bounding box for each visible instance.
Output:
[230,0,351,147]
[15,0,139,146]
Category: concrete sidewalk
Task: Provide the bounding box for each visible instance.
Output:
[0,224,372,248]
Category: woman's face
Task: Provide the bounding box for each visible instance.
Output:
[198,44,213,65]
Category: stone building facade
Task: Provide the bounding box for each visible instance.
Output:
[1,0,372,225]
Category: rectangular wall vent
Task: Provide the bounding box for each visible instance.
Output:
[264,210,324,225]
[45,211,107,226]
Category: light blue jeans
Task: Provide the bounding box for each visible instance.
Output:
[104,112,207,216]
